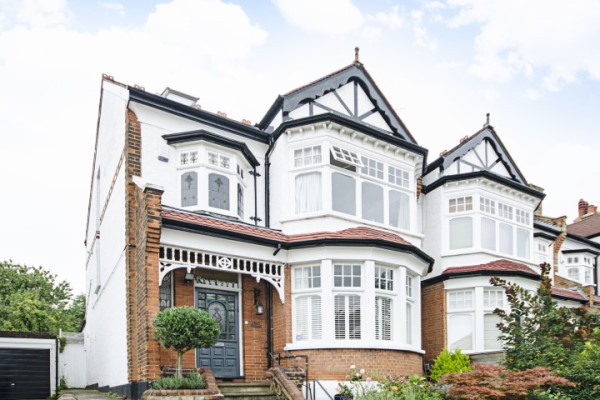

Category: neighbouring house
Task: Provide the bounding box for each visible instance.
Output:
[84,56,600,398]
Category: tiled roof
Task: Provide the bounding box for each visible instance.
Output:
[442,259,539,276]
[567,213,600,238]
[551,287,587,302]
[161,208,412,246]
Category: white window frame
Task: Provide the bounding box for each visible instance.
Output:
[207,150,232,170]
[330,145,363,167]
[449,196,473,213]
[294,145,323,169]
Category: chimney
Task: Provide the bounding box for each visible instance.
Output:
[579,199,589,217]
[588,205,598,215]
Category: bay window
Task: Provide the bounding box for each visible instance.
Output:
[499,223,513,254]
[447,290,474,351]
[291,262,417,349]
[208,173,230,210]
[292,143,413,231]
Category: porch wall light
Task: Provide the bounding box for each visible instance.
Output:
[184,272,195,283]
[254,288,264,315]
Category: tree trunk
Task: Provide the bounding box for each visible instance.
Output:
[177,351,184,378]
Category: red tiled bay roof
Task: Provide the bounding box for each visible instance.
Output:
[442,259,538,276]
[161,208,412,246]
[551,287,587,302]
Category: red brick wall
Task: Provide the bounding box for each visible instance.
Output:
[288,349,423,379]
[241,275,269,380]
[272,265,292,354]
[421,282,446,364]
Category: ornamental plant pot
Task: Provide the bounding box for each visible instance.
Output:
[141,368,224,400]
[334,394,353,400]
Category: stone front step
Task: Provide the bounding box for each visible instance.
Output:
[218,382,276,400]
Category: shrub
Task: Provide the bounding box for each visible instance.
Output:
[429,349,472,382]
[442,364,573,400]
[377,375,445,400]
[152,372,206,390]
[153,306,220,378]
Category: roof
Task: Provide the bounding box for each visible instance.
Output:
[162,207,412,246]
[551,287,587,302]
[442,259,539,276]
[160,207,433,269]
[567,213,600,238]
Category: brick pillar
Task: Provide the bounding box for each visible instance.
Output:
[421,282,446,364]
[583,285,595,307]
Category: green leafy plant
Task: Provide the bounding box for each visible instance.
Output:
[429,349,472,382]
[0,261,85,333]
[153,306,220,378]
[152,372,206,390]
[376,375,445,400]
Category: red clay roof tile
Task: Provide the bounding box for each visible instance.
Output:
[161,208,412,246]
[567,213,600,238]
[551,287,587,301]
[442,259,538,276]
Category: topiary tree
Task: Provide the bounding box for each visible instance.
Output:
[153,306,220,378]
[430,348,473,382]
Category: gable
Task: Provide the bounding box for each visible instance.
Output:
[436,127,528,186]
[259,64,417,144]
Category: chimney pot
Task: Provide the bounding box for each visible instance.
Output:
[578,199,589,217]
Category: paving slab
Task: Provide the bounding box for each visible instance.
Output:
[59,389,123,400]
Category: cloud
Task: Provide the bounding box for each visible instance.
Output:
[273,0,363,35]
[0,0,69,29]
[434,0,600,90]
[98,2,125,17]
[367,5,404,30]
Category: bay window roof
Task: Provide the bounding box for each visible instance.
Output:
[160,207,433,270]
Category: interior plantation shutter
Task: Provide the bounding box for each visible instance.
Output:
[334,295,346,339]
[311,296,322,340]
[295,297,308,341]
[295,295,322,341]
[375,296,392,340]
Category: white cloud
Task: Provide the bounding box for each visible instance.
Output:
[436,0,600,90]
[411,10,437,51]
[0,0,69,29]
[272,0,363,35]
[98,2,125,17]
[367,5,404,30]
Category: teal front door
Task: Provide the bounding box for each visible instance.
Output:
[196,289,240,377]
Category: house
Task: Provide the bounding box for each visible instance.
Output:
[84,57,600,398]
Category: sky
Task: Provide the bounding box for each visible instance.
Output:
[0,0,599,294]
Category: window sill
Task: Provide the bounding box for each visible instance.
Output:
[284,342,425,354]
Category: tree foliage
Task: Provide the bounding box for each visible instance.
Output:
[491,263,600,372]
[442,364,573,400]
[429,349,473,382]
[153,306,220,378]
[0,260,85,333]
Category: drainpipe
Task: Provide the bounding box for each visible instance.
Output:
[266,282,273,369]
[252,165,258,226]
[264,135,275,227]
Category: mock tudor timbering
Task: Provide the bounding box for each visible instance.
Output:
[85,60,600,399]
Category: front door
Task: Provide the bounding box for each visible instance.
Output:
[196,289,240,377]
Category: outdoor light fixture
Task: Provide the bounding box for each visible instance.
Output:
[184,272,195,283]
[254,288,264,315]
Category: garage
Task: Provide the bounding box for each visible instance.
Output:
[0,332,57,400]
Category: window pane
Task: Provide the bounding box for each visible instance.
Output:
[499,223,513,255]
[159,272,172,310]
[362,182,384,223]
[348,295,361,339]
[389,190,410,229]
[448,290,473,311]
[448,313,473,351]
[516,228,530,258]
[481,217,496,250]
[208,173,229,210]
[294,295,322,341]
[406,302,412,345]
[237,183,244,219]
[449,217,473,249]
[484,314,502,350]
[334,264,361,287]
[375,296,392,341]
[181,171,198,207]
[483,289,504,310]
[332,173,356,215]
[295,172,322,213]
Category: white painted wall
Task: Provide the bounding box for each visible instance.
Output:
[59,333,86,389]
[84,79,129,389]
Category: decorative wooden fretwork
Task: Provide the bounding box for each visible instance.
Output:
[159,244,285,302]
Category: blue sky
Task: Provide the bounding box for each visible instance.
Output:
[0,0,598,293]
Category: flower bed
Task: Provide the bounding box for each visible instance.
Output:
[142,368,224,400]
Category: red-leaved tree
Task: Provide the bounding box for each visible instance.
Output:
[442,363,574,400]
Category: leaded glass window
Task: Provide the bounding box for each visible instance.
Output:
[159,272,173,310]
[181,171,198,207]
[209,173,229,210]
